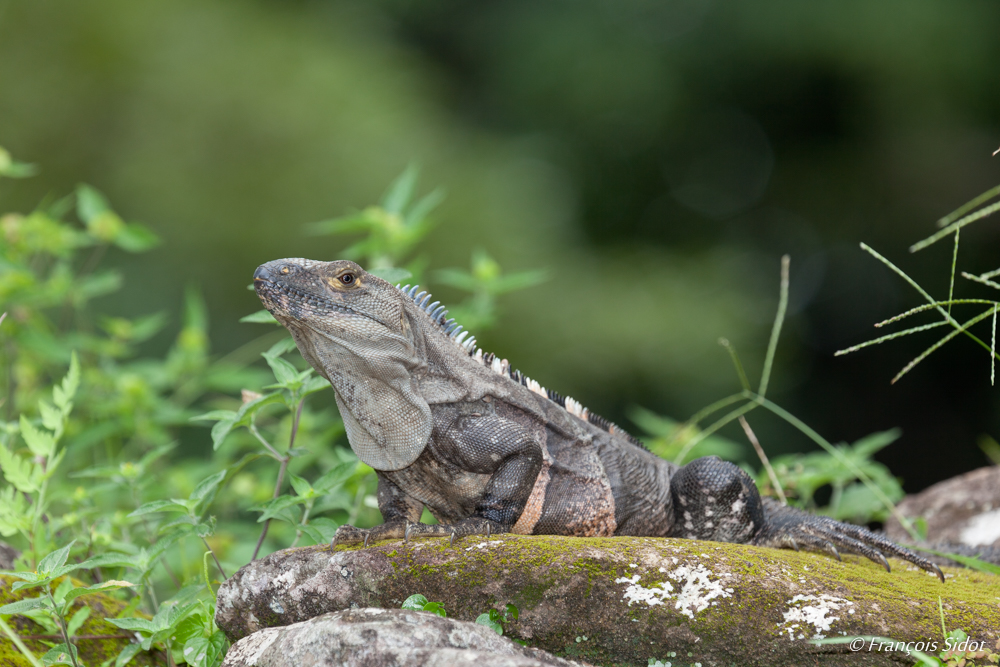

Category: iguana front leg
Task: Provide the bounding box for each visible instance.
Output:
[331,474,423,547]
[333,412,544,547]
[667,456,944,582]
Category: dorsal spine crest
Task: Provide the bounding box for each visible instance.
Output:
[395,282,646,448]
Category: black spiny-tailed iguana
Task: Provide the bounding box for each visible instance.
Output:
[252,258,944,581]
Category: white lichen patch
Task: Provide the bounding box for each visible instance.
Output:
[615,564,734,619]
[464,540,503,551]
[778,594,852,640]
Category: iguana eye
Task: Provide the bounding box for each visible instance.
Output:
[338,273,356,285]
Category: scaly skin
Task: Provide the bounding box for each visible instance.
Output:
[253,258,944,582]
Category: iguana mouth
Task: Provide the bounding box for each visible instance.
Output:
[253,274,378,327]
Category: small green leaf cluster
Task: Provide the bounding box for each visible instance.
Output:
[474,603,519,636]
[400,594,447,618]
[758,430,905,523]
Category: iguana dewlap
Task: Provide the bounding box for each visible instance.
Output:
[253,258,943,581]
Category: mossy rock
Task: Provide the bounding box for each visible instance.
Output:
[1,574,161,667]
[217,534,1000,667]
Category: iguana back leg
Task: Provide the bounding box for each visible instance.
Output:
[667,456,944,582]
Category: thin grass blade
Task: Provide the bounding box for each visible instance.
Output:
[911,200,1000,253]
[935,183,1000,228]
[758,255,789,398]
[875,299,997,327]
[834,321,948,356]
[961,271,1000,291]
[892,308,998,383]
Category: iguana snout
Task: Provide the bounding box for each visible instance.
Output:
[253,258,402,334]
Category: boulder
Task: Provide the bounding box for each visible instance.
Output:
[215,535,1000,666]
[885,465,1000,549]
[222,608,587,667]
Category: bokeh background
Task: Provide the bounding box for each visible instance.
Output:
[2,0,999,493]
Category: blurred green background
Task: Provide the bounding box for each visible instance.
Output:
[2,0,999,492]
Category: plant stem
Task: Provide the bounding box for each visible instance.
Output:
[48,590,80,667]
[738,416,786,505]
[759,255,790,399]
[251,399,304,560]
[289,502,313,548]
[0,615,44,667]
[200,537,227,580]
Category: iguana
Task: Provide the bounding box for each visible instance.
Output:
[253,258,944,581]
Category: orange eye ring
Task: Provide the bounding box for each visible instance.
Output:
[338,273,356,285]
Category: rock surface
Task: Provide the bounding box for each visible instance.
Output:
[221,608,586,667]
[885,465,1000,549]
[215,535,1000,667]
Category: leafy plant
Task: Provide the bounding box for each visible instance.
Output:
[475,603,518,636]
[400,594,447,618]
[0,152,549,666]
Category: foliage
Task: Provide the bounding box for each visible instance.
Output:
[0,154,547,665]
[837,184,1000,385]
[474,603,518,637]
[400,594,446,618]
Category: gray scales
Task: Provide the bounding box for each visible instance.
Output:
[252,258,944,582]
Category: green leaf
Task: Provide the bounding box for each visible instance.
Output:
[475,612,503,635]
[38,401,63,433]
[76,184,111,223]
[210,418,237,451]
[850,429,902,458]
[128,499,190,517]
[301,375,330,397]
[64,580,135,604]
[312,460,357,493]
[296,521,337,545]
[288,474,313,498]
[239,310,279,324]
[504,603,519,621]
[264,356,299,385]
[169,615,207,654]
[190,470,227,506]
[263,337,298,359]
[250,495,306,522]
[113,642,144,667]
[183,630,227,667]
[41,642,78,666]
[404,188,445,228]
[66,605,91,638]
[381,163,419,215]
[0,444,43,493]
[190,410,238,423]
[19,415,56,458]
[421,601,447,617]
[104,616,158,633]
[401,594,428,611]
[37,542,74,575]
[115,223,160,252]
[0,596,46,615]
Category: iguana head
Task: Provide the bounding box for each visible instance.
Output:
[253,258,432,470]
[253,258,409,353]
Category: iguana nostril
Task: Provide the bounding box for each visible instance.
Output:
[253,265,269,282]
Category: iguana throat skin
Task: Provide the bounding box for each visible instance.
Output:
[253,258,944,581]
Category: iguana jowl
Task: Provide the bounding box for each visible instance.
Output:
[253,258,944,581]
